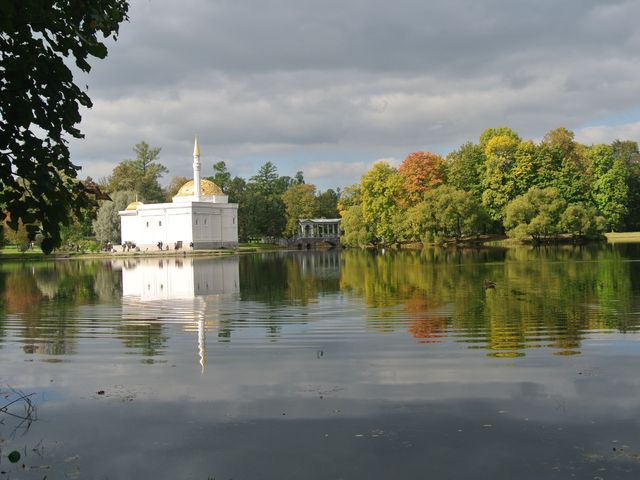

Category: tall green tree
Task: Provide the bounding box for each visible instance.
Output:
[243,162,288,239]
[107,141,167,202]
[250,162,280,194]
[542,128,590,204]
[360,161,403,245]
[446,142,485,201]
[316,189,340,218]
[0,0,129,252]
[588,144,628,231]
[612,140,640,230]
[282,183,318,237]
[480,133,521,222]
[340,204,373,247]
[206,161,232,193]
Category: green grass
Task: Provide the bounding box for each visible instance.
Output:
[238,242,283,251]
[0,245,46,260]
[606,232,640,243]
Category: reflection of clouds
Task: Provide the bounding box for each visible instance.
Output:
[13,361,640,480]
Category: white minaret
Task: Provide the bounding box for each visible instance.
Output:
[193,137,201,200]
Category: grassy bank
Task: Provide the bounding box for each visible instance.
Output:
[0,245,48,261]
[605,232,640,243]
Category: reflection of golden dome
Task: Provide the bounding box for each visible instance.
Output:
[126,201,144,210]
[175,179,224,196]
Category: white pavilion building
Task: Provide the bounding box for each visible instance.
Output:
[119,139,238,250]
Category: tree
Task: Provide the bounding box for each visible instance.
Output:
[282,183,318,237]
[105,161,139,193]
[560,203,605,239]
[360,161,403,245]
[165,176,190,201]
[399,186,488,243]
[588,144,628,231]
[93,191,136,243]
[250,162,279,195]
[58,177,109,248]
[107,141,167,202]
[479,126,520,147]
[446,142,485,201]
[542,128,590,204]
[316,189,339,218]
[132,141,162,175]
[207,161,232,193]
[340,205,373,247]
[225,176,246,204]
[612,140,640,230]
[430,186,489,240]
[3,218,29,248]
[398,152,445,204]
[241,162,289,239]
[337,184,362,212]
[481,133,521,222]
[504,187,567,243]
[0,0,129,252]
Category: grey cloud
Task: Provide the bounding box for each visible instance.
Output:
[70,0,640,189]
[90,0,639,89]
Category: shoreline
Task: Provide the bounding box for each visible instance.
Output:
[1,232,637,262]
[0,245,288,262]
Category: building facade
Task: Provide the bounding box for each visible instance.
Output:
[119,139,239,249]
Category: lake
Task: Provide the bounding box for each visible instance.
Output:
[2,245,640,479]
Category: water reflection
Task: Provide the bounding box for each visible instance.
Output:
[1,246,640,359]
[339,245,640,356]
[117,257,240,369]
[118,257,239,300]
[0,261,121,356]
[4,248,640,478]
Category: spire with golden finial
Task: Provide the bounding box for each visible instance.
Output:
[193,136,200,158]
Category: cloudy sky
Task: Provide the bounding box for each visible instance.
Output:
[70,0,640,190]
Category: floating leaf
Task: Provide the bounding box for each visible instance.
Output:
[8,451,21,463]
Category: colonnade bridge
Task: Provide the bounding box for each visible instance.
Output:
[292,218,342,249]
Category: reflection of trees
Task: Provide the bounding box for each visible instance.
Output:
[0,261,123,356]
[409,314,447,343]
[240,251,340,306]
[1,245,639,357]
[340,245,640,356]
[3,269,44,314]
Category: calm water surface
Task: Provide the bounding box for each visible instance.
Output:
[2,246,640,478]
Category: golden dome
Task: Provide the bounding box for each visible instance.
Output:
[175,179,224,197]
[126,201,144,210]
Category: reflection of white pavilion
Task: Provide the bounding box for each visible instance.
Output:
[116,257,239,371]
[119,257,239,300]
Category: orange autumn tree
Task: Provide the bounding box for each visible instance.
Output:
[398,152,446,205]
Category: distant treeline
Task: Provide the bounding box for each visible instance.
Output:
[339,127,638,246]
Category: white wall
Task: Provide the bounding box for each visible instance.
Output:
[221,207,239,243]
[119,202,239,248]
